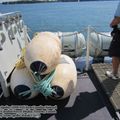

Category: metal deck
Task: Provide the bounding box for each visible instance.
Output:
[0,73,114,120]
[92,63,120,112]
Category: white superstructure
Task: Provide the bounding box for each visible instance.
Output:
[0,12,28,97]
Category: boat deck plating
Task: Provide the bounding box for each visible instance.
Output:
[0,72,115,120]
[92,63,120,119]
[0,11,119,119]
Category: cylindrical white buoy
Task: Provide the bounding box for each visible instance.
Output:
[10,68,38,100]
[90,32,112,57]
[51,54,77,100]
[24,32,62,75]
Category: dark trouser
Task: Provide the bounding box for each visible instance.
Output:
[109,29,120,57]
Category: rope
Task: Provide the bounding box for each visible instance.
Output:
[28,26,88,38]
[15,48,26,69]
[59,28,87,38]
[92,29,111,37]
[19,70,56,97]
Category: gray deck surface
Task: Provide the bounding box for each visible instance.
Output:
[46,73,113,120]
[0,72,113,120]
[92,63,120,111]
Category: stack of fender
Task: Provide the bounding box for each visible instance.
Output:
[10,32,77,100]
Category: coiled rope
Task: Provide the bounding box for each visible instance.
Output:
[15,47,56,97]
[19,70,56,97]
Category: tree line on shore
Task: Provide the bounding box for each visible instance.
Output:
[1,0,115,4]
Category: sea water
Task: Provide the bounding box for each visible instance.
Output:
[0,1,119,36]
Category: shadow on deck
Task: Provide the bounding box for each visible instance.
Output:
[92,63,120,111]
[0,73,113,120]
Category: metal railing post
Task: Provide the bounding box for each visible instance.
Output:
[85,25,91,71]
[0,72,10,97]
[24,25,31,45]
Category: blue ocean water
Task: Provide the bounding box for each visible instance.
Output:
[0,1,119,36]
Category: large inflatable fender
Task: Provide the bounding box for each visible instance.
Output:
[24,32,62,75]
[10,68,39,100]
[51,54,77,100]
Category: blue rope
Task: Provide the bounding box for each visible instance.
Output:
[19,70,56,97]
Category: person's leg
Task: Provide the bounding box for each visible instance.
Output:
[106,56,120,79]
[112,56,120,75]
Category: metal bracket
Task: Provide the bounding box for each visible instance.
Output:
[0,71,10,97]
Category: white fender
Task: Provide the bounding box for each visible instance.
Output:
[51,54,77,100]
[24,32,61,75]
[10,68,38,100]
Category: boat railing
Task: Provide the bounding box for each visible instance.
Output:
[0,11,22,23]
[54,26,112,71]
[0,12,30,98]
[85,26,112,71]
[0,11,112,99]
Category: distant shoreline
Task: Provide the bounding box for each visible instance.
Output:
[2,1,56,4]
[1,0,117,5]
